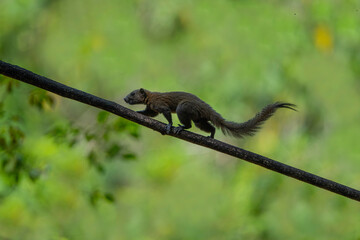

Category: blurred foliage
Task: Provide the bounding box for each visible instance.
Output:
[1,0,360,239]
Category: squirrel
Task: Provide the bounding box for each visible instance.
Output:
[124,88,296,138]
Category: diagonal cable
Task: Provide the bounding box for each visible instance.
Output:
[1,60,359,202]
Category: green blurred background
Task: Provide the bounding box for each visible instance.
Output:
[1,0,360,239]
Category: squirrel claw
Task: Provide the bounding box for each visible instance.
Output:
[174,124,185,134]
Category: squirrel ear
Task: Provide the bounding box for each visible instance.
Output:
[140,88,145,94]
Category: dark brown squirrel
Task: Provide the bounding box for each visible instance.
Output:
[124,88,296,138]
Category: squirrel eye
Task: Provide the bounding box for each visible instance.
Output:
[131,93,135,96]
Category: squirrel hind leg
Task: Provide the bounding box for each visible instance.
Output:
[174,104,192,135]
[176,112,192,129]
[194,120,216,138]
[176,102,196,129]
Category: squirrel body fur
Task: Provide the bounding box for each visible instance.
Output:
[124,88,296,138]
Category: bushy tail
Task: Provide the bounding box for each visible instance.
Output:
[210,102,296,138]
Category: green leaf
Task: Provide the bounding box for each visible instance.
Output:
[0,137,7,149]
[112,118,127,132]
[128,126,140,138]
[102,131,110,141]
[96,164,105,174]
[0,103,4,118]
[70,127,80,136]
[97,111,109,123]
[106,144,121,158]
[87,151,97,165]
[6,79,18,93]
[28,168,41,182]
[85,132,96,141]
[44,94,54,107]
[48,125,68,140]
[89,189,101,206]
[122,153,136,161]
[104,192,115,203]
[9,126,24,145]
[68,138,77,147]
[28,90,54,109]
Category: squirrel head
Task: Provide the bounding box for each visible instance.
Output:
[124,88,148,105]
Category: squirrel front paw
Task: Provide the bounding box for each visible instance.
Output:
[165,123,172,134]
